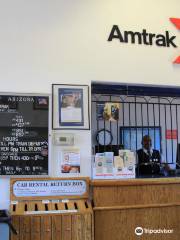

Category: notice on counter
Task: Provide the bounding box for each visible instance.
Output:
[61,149,80,174]
[0,95,49,175]
[94,153,104,174]
[93,150,135,179]
[94,152,114,178]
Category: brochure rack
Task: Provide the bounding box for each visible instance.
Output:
[10,177,93,240]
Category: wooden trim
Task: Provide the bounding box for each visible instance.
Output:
[91,178,180,187]
[93,202,180,211]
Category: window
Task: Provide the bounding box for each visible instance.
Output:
[92,83,180,177]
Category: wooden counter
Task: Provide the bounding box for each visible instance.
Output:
[91,178,180,240]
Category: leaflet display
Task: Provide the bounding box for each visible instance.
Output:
[0,95,49,175]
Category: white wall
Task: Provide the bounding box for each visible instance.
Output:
[0,0,180,209]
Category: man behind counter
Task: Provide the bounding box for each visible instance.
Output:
[137,135,161,175]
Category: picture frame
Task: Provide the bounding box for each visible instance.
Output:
[52,84,90,130]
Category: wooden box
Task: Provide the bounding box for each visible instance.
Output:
[10,178,93,240]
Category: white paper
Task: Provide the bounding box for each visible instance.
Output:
[61,107,82,123]
[61,149,80,173]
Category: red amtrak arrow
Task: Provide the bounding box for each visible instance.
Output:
[170,18,180,30]
[174,56,180,64]
[170,18,180,64]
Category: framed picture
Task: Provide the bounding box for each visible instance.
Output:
[52,84,90,130]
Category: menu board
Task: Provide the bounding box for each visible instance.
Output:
[0,95,49,175]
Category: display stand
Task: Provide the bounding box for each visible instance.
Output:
[10,177,93,240]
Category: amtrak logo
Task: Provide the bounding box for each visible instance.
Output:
[108,18,180,64]
[170,18,180,64]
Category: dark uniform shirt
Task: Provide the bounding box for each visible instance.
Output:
[137,148,161,175]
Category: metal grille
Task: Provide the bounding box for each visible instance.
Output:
[92,91,180,170]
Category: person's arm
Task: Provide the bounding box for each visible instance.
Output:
[160,152,171,171]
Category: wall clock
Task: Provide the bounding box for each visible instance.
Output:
[96,129,113,146]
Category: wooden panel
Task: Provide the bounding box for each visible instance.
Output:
[52,216,62,240]
[77,200,87,212]
[94,206,180,240]
[31,216,41,240]
[72,213,93,240]
[58,202,66,210]
[41,216,52,240]
[11,216,20,240]
[62,215,72,240]
[72,215,82,240]
[67,201,75,210]
[84,214,92,240]
[93,184,180,207]
[92,179,180,240]
[19,216,31,240]
[91,178,180,186]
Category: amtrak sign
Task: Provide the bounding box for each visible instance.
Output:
[107,18,180,64]
[108,26,177,48]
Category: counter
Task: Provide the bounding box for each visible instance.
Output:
[91,178,180,240]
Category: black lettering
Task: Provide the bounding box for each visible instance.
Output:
[107,27,178,48]
[124,31,142,44]
[142,29,149,45]
[165,31,177,48]
[108,25,124,42]
[149,33,156,45]
[156,34,166,47]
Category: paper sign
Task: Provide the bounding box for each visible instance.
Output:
[13,179,86,197]
[166,130,177,139]
[61,149,80,173]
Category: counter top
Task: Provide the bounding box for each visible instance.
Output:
[91,177,180,186]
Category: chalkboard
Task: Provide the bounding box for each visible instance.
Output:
[0,95,49,175]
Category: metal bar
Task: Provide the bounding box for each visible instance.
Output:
[176,105,179,165]
[170,104,174,164]
[129,102,131,149]
[147,101,150,136]
[104,111,106,152]
[158,97,162,153]
[122,100,125,148]
[135,97,138,152]
[109,96,112,152]
[117,114,119,146]
[153,103,156,149]
[164,104,168,163]
[141,103,144,141]
[92,100,180,106]
[96,102,100,153]
[135,98,138,175]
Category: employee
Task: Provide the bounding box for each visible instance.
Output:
[137,135,161,175]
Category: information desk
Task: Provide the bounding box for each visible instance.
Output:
[91,178,180,240]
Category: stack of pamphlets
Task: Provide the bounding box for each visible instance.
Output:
[93,149,136,179]
[94,152,114,178]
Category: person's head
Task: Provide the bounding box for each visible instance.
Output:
[142,135,152,150]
